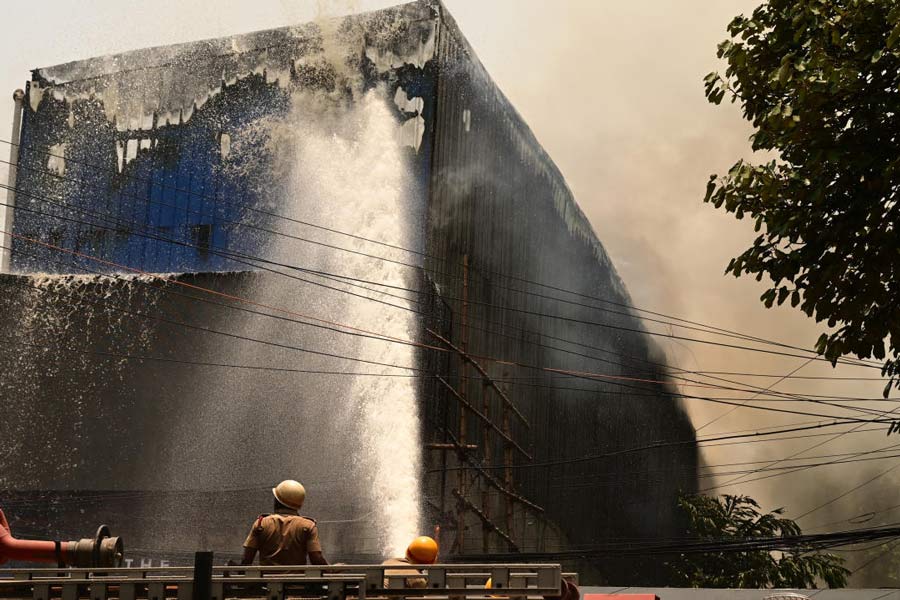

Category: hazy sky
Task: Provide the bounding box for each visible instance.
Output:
[1,0,895,576]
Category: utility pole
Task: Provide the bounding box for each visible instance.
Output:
[456,253,470,553]
[427,328,536,554]
[501,370,514,537]
[481,371,491,553]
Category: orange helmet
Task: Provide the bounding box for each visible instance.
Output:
[405,536,439,564]
[272,480,306,510]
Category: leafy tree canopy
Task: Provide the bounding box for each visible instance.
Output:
[704,0,900,393]
[668,494,849,588]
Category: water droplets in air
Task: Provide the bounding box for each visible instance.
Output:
[267,87,424,557]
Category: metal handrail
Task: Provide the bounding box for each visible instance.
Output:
[0,563,566,600]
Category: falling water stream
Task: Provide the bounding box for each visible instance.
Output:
[0,5,438,559]
[0,90,425,561]
[270,89,424,556]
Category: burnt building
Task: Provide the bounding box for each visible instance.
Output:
[0,0,697,583]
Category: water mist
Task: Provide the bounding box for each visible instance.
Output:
[268,87,424,558]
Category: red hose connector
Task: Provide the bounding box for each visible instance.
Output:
[0,507,124,567]
[0,508,68,564]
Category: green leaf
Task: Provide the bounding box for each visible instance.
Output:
[704,176,718,202]
[888,24,900,49]
[778,287,790,305]
[703,0,900,385]
[815,333,829,354]
[778,63,791,84]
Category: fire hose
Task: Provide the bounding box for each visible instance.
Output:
[0,508,124,567]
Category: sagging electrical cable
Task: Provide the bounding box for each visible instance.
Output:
[456,523,900,559]
[695,358,815,432]
[1,251,894,462]
[5,218,885,411]
[0,246,425,375]
[423,418,898,474]
[1,307,887,456]
[8,238,885,424]
[0,178,886,404]
[570,441,900,483]
[0,141,881,370]
[4,180,874,373]
[3,256,893,437]
[0,186,701,384]
[0,144,836,355]
[698,405,900,493]
[2,250,882,424]
[1,188,893,417]
[793,460,900,522]
[551,443,900,485]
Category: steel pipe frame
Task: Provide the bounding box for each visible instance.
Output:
[0,563,564,590]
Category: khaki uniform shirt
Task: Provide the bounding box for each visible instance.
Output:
[382,557,427,589]
[243,509,322,565]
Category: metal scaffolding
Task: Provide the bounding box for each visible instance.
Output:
[424,256,545,556]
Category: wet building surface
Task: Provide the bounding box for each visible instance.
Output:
[0,0,697,583]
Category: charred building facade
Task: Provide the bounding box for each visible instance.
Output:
[0,0,697,583]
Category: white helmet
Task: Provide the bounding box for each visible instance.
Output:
[272,480,306,510]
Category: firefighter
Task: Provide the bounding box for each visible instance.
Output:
[382,536,439,588]
[240,480,328,566]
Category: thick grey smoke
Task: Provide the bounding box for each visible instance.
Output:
[448,0,897,581]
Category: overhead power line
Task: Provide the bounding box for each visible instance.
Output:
[1,247,893,465]
[425,419,896,474]
[690,371,890,381]
[4,326,895,408]
[699,425,885,449]
[7,144,900,474]
[5,239,887,425]
[457,523,900,559]
[548,444,900,487]
[4,179,878,372]
[3,303,888,459]
[0,139,883,370]
[699,405,900,493]
[0,190,888,424]
[794,460,900,522]
[0,244,424,374]
[851,539,900,576]
[0,188,748,386]
[4,221,889,416]
[0,335,423,378]
[808,501,900,533]
[695,358,815,432]
[3,335,890,455]
[2,173,892,416]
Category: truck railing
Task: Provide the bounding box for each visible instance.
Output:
[0,563,569,600]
